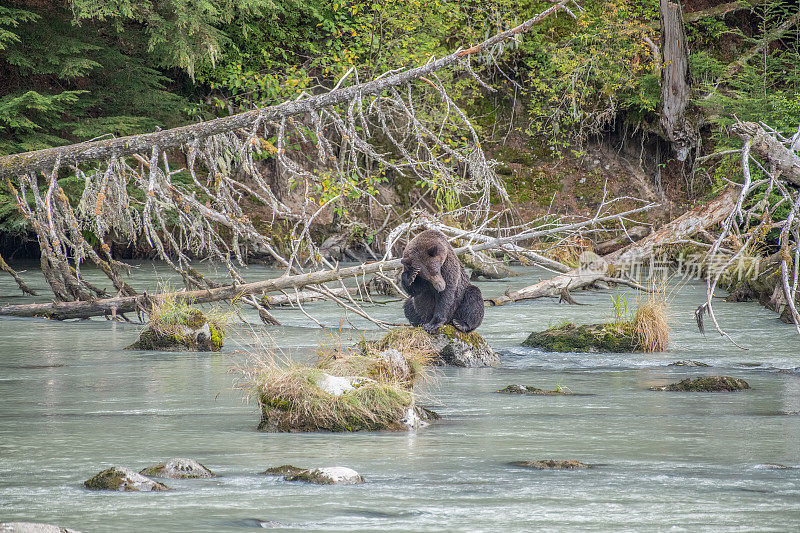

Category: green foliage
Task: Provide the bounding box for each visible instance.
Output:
[519,0,661,152]
[692,0,800,139]
[0,3,186,155]
[610,290,630,326]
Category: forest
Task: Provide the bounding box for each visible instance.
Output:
[1,0,800,531]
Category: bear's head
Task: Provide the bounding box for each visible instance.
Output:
[401,230,448,292]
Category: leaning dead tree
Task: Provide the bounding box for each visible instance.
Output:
[0,1,624,327]
[700,121,800,341]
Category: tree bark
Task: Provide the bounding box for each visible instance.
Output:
[594,225,652,256]
[0,252,37,296]
[731,122,800,185]
[660,0,695,161]
[462,251,517,280]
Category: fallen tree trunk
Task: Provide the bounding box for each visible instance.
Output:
[717,10,800,85]
[487,187,739,306]
[0,203,655,320]
[262,287,360,307]
[462,251,517,280]
[594,225,652,256]
[683,1,748,23]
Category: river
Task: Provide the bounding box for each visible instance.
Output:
[1,262,799,531]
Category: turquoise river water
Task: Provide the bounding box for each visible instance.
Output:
[1,262,800,532]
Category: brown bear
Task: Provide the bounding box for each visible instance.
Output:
[400,229,484,333]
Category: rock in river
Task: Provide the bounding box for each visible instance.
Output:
[522,322,638,353]
[497,385,573,396]
[365,326,499,367]
[668,360,711,367]
[84,466,169,491]
[261,465,307,476]
[285,467,365,485]
[0,524,81,533]
[650,376,750,392]
[510,460,592,470]
[139,458,214,479]
[126,308,224,352]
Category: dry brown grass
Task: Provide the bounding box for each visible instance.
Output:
[237,329,437,432]
[250,357,414,432]
[632,281,670,352]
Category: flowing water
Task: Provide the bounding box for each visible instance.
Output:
[2,262,800,532]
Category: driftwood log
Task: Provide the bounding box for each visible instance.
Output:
[594,225,652,256]
[732,122,800,185]
[462,251,517,280]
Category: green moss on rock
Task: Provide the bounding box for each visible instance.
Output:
[84,466,169,491]
[650,376,751,392]
[522,322,638,353]
[497,385,572,396]
[261,465,306,476]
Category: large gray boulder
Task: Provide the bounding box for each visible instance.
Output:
[139,458,214,479]
[285,467,365,485]
[430,326,499,367]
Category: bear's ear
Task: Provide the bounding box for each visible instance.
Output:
[427,245,439,257]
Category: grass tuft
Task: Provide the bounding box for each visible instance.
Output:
[632,281,670,352]
[240,332,435,432]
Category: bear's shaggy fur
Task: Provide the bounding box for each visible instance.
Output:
[400,229,484,333]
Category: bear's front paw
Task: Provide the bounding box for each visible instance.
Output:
[422,322,442,334]
[451,319,468,332]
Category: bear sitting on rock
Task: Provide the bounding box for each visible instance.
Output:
[400,229,484,333]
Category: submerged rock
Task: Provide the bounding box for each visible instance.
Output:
[231,519,287,529]
[84,466,169,491]
[754,463,792,470]
[510,460,591,470]
[522,323,638,353]
[650,376,751,392]
[285,467,365,485]
[139,458,214,479]
[261,465,307,476]
[497,385,573,396]
[399,404,440,430]
[0,524,81,533]
[126,308,224,352]
[668,360,711,367]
